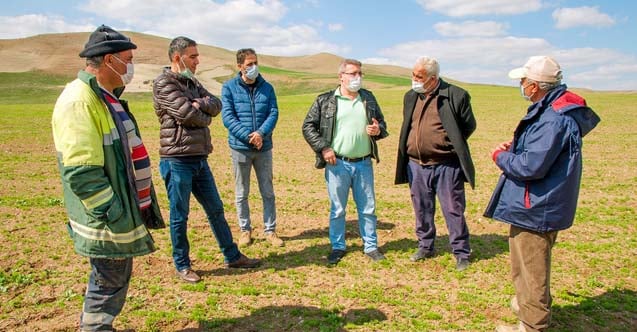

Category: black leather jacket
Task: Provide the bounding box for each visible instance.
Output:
[302,87,388,169]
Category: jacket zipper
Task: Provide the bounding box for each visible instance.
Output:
[250,87,257,132]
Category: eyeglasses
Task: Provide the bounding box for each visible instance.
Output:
[342,71,363,77]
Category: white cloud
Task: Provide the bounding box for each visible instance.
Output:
[552,6,615,29]
[373,37,637,90]
[360,57,402,66]
[0,14,94,39]
[416,0,542,17]
[434,20,508,37]
[78,0,348,56]
[328,23,343,32]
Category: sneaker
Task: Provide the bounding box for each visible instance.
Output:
[410,249,435,262]
[365,249,386,261]
[510,296,519,315]
[238,230,252,247]
[456,257,470,271]
[176,268,201,283]
[226,254,261,269]
[495,322,525,332]
[265,232,284,247]
[327,249,346,265]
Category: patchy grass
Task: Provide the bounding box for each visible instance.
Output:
[0,73,635,331]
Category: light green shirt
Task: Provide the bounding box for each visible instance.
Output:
[331,87,371,158]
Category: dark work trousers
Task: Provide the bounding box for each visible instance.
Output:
[80,257,133,331]
[407,160,471,259]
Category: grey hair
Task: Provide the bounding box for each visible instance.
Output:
[168,36,197,61]
[85,55,105,69]
[415,56,440,77]
[338,58,362,73]
[526,78,562,91]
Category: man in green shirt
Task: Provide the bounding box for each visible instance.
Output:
[302,59,389,265]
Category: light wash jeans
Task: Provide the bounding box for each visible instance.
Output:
[324,157,378,253]
[159,158,240,271]
[231,148,277,233]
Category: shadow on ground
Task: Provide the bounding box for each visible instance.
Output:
[201,225,508,276]
[177,305,387,332]
[550,288,636,332]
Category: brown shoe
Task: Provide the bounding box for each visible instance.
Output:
[176,268,201,283]
[238,230,252,247]
[226,254,261,268]
[265,231,284,247]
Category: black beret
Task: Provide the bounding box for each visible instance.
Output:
[79,25,137,58]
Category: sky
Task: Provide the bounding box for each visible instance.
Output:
[1,0,636,91]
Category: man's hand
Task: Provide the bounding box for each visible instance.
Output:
[491,140,512,162]
[322,147,336,165]
[248,132,263,150]
[366,118,381,136]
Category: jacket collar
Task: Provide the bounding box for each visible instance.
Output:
[523,84,567,120]
[78,70,125,98]
[236,71,264,88]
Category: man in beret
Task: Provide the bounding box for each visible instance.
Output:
[52,25,165,331]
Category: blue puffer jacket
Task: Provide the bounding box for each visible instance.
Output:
[484,85,600,233]
[221,72,279,151]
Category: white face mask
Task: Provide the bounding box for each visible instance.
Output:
[412,76,434,94]
[520,83,532,101]
[346,76,362,92]
[108,55,134,86]
[245,64,259,80]
[412,80,426,93]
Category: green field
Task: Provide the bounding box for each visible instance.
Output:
[0,71,635,331]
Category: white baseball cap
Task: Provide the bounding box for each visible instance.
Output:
[508,56,562,83]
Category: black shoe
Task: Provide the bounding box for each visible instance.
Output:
[456,257,470,271]
[327,249,346,265]
[410,249,435,262]
[226,254,261,268]
[365,249,386,261]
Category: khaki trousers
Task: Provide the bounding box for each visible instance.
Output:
[509,225,558,332]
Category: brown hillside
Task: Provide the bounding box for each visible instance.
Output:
[0,31,411,93]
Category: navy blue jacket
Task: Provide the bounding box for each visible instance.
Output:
[221,72,279,151]
[484,85,600,233]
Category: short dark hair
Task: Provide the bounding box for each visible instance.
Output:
[85,55,105,69]
[236,48,257,65]
[168,36,197,61]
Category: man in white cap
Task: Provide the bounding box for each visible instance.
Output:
[52,25,165,331]
[484,56,600,332]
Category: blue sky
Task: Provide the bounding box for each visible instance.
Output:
[2,0,636,90]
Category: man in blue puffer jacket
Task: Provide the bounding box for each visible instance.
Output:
[222,48,281,247]
[486,56,600,332]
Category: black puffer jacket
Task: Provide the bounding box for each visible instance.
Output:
[153,68,221,157]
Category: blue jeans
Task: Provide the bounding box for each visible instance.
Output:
[80,257,132,331]
[324,158,378,253]
[407,160,471,259]
[159,158,240,271]
[231,148,277,233]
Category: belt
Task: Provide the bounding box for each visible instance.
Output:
[336,155,370,162]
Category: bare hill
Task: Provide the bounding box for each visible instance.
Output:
[0,31,411,94]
